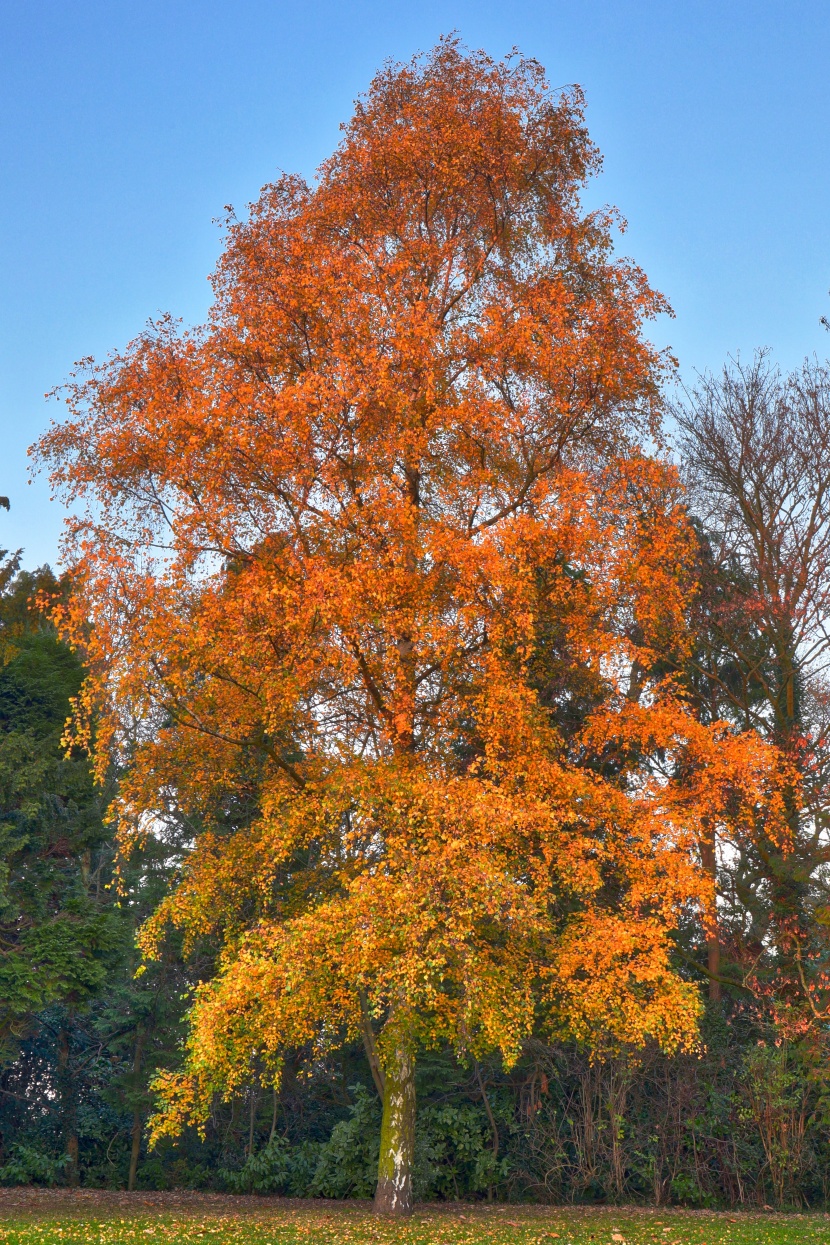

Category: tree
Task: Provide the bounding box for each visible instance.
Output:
[0,561,124,1181]
[35,40,780,1213]
[675,352,830,1026]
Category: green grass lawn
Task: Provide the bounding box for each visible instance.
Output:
[0,1195,826,1245]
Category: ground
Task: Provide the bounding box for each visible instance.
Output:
[0,1192,824,1245]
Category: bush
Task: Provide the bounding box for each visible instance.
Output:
[0,1144,70,1186]
[222,1085,379,1198]
[415,1103,507,1199]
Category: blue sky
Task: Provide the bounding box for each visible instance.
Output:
[2,1,829,567]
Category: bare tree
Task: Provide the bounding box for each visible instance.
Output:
[674,351,830,1018]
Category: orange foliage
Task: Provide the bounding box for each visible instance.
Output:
[34,40,786,1143]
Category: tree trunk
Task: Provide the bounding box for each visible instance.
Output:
[701,822,722,1002]
[127,1028,145,1192]
[373,1042,415,1216]
[57,1025,79,1186]
[248,1080,260,1156]
[475,1062,498,1156]
[359,990,386,1102]
[128,1112,142,1191]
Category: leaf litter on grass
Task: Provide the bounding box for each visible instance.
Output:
[0,1197,827,1245]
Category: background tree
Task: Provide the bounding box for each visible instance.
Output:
[36,41,781,1214]
[675,352,830,1026]
[0,560,125,1181]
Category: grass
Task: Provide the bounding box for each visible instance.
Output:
[0,1193,826,1245]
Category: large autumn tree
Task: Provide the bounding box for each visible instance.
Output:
[35,41,782,1214]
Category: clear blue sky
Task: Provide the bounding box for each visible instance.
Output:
[2,1,829,568]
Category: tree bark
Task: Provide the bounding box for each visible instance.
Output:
[373,1042,415,1216]
[127,1028,145,1192]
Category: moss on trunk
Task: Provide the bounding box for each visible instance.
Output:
[373,1042,415,1216]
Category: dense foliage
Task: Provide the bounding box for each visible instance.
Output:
[6,39,830,1214]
